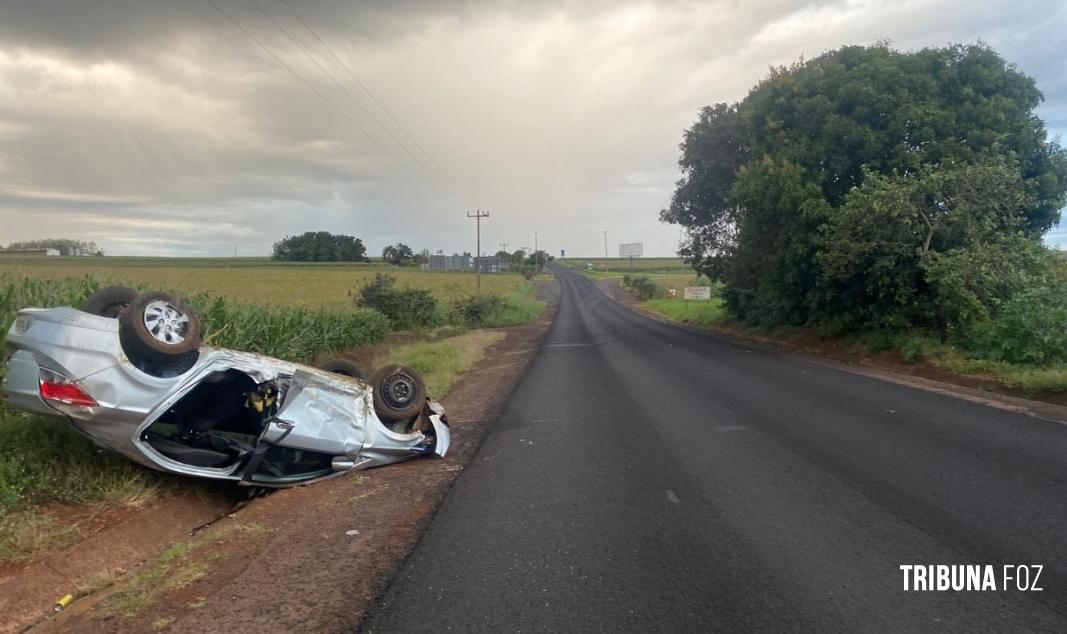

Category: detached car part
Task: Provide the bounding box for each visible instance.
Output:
[0,287,449,486]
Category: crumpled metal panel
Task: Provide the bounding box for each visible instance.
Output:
[274,368,367,455]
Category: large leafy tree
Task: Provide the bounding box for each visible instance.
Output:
[272,231,368,262]
[662,42,1067,331]
[382,243,416,266]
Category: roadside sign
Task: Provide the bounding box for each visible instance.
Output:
[684,287,711,301]
[618,243,644,258]
[561,249,566,257]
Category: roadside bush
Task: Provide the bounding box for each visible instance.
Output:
[449,294,507,327]
[968,283,1067,365]
[897,333,944,363]
[623,275,665,300]
[356,273,439,330]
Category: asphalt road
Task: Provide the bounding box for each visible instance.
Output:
[361,266,1067,633]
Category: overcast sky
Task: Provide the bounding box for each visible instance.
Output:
[0,0,1064,257]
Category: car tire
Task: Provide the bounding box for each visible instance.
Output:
[119,292,202,364]
[371,365,427,423]
[83,286,139,318]
[320,358,367,380]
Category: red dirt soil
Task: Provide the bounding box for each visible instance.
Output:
[1,489,237,634]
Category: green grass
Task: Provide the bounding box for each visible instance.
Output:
[375,330,506,397]
[931,349,1067,392]
[0,408,168,561]
[643,297,727,328]
[108,540,205,617]
[478,282,545,328]
[0,507,84,562]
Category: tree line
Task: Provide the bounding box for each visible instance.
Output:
[2,239,104,256]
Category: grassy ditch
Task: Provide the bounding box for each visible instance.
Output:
[644,297,727,328]
[371,329,506,398]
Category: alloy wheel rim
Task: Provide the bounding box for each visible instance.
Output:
[142,300,190,345]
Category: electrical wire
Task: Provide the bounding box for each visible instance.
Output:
[248,0,465,209]
[278,0,472,208]
[205,0,463,211]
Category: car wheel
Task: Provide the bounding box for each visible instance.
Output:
[119,292,202,364]
[83,286,138,318]
[320,358,367,380]
[371,365,427,423]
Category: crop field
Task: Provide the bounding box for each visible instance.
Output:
[563,257,691,275]
[0,256,527,308]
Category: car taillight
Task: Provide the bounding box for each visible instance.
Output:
[39,370,97,408]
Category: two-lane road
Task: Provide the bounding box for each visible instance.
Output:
[362,266,1067,632]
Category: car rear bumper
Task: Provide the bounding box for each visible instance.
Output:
[0,349,54,415]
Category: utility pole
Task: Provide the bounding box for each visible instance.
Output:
[603,230,608,271]
[467,210,490,293]
[500,241,508,253]
[534,231,539,272]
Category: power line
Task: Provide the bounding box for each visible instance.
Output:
[248,0,464,209]
[278,0,471,207]
[205,0,462,211]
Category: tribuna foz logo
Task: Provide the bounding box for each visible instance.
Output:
[900,565,1044,591]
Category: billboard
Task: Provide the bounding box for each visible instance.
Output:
[618,242,644,257]
[684,287,711,300]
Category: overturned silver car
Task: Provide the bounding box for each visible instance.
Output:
[1,287,449,486]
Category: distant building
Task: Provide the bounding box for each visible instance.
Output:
[427,254,472,271]
[473,255,505,273]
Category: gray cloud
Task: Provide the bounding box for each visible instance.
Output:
[0,0,1064,256]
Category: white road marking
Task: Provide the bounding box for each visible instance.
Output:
[666,490,680,504]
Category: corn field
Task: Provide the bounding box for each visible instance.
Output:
[0,273,391,365]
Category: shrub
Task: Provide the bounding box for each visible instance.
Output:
[968,283,1067,365]
[449,294,507,327]
[356,273,439,330]
[623,275,665,300]
[897,334,943,363]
